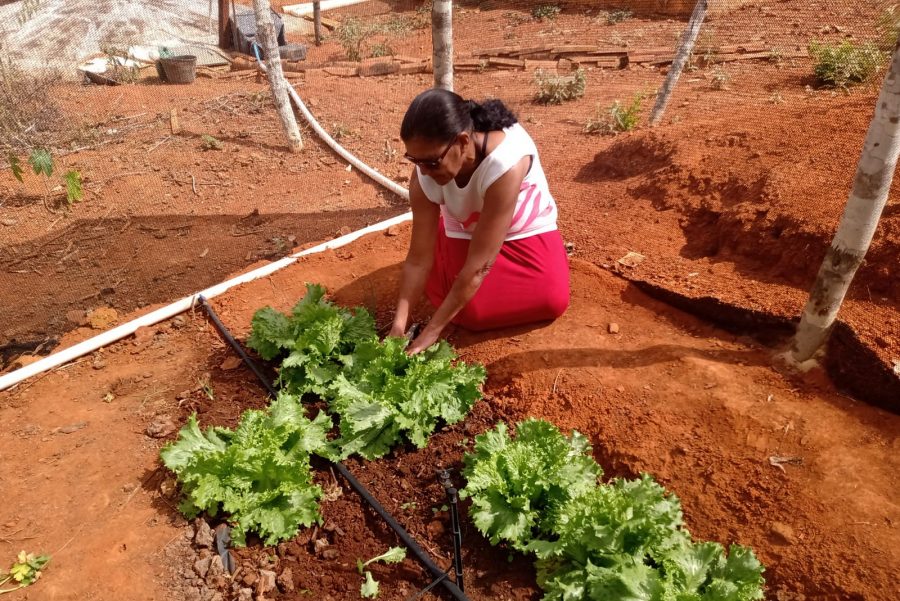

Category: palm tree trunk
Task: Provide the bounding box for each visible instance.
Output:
[791,43,900,361]
[432,0,453,91]
[649,0,707,126]
[252,0,303,152]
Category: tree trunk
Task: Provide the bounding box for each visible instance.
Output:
[432,0,453,91]
[791,42,900,362]
[252,0,303,152]
[313,1,322,46]
[218,0,229,48]
[649,0,707,126]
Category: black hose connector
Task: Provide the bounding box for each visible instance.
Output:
[439,469,465,591]
[196,296,470,601]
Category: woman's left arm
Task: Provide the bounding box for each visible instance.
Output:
[407,155,530,354]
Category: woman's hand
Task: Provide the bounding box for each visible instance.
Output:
[406,326,440,355]
[388,320,407,339]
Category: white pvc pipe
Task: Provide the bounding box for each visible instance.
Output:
[283,0,371,17]
[0,211,411,391]
[0,83,412,392]
[283,74,409,199]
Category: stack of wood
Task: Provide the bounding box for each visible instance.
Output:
[228,54,432,77]
[459,44,629,72]
[215,41,808,81]
[629,43,808,66]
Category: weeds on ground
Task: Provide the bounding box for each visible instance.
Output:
[584,93,644,135]
[0,551,50,594]
[603,9,632,25]
[504,11,531,26]
[336,18,377,62]
[7,148,83,208]
[876,4,900,50]
[370,42,394,58]
[531,4,561,21]
[709,66,730,90]
[200,135,223,151]
[808,40,884,88]
[534,68,586,105]
[99,45,141,84]
[332,123,352,141]
[0,50,64,154]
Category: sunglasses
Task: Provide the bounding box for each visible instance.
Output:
[404,137,456,169]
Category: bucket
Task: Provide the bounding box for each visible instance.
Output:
[160,55,197,84]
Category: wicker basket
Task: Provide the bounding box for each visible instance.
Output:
[159,55,197,84]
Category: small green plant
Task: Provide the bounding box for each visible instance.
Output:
[369,42,394,58]
[605,8,632,25]
[8,149,83,207]
[505,11,531,26]
[199,378,215,401]
[0,551,50,593]
[100,45,141,84]
[710,66,730,90]
[332,123,352,141]
[337,17,378,62]
[876,4,900,50]
[201,134,223,151]
[534,68,586,105]
[808,40,884,87]
[531,4,561,21]
[769,91,785,104]
[357,546,406,598]
[584,93,645,135]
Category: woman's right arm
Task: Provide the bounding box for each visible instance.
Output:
[389,168,440,338]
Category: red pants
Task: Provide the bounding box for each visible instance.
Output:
[426,222,570,331]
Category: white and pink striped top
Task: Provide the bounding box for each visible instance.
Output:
[417,123,558,242]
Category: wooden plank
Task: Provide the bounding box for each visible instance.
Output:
[488,57,526,68]
[302,14,338,30]
[524,59,558,71]
[324,66,359,76]
[398,62,428,75]
[393,55,426,64]
[551,45,599,54]
[456,58,487,68]
[359,61,401,77]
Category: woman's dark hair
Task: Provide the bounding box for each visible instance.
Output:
[400,88,518,142]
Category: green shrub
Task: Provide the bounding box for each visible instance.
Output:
[534,68,586,105]
[532,4,561,21]
[585,93,644,135]
[605,8,632,25]
[337,17,377,62]
[808,40,884,87]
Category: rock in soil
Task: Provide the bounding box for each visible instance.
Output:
[769,521,797,545]
[194,556,212,579]
[206,555,225,585]
[219,356,242,370]
[194,519,214,549]
[257,569,277,595]
[277,567,295,593]
[321,548,339,560]
[608,322,621,334]
[242,571,258,587]
[237,589,253,601]
[145,415,176,438]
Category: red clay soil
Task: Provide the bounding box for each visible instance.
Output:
[2,227,898,601]
[1,3,900,599]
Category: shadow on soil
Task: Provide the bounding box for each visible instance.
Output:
[0,207,404,368]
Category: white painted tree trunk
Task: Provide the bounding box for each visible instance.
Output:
[791,43,900,362]
[432,0,453,91]
[252,0,303,152]
[649,0,707,126]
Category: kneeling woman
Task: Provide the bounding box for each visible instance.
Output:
[389,88,570,353]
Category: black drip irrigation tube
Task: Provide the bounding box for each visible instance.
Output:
[196,296,470,601]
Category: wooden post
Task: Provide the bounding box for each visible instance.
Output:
[791,41,900,362]
[313,1,322,46]
[649,0,707,126]
[218,0,229,48]
[432,0,453,90]
[252,0,304,153]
